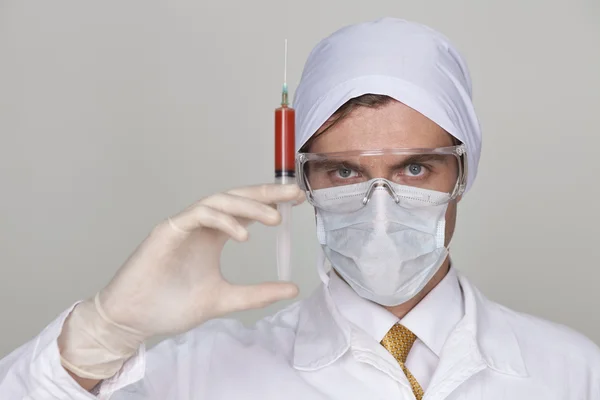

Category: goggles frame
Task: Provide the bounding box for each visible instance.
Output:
[296,144,468,205]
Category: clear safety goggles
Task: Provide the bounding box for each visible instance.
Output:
[296,145,468,212]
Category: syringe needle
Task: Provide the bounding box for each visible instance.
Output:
[284,39,288,86]
[282,39,289,107]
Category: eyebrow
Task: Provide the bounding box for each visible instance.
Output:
[310,159,363,172]
[392,154,450,166]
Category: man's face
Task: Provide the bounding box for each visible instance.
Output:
[307,100,460,246]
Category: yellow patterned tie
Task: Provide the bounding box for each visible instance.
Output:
[380,324,424,400]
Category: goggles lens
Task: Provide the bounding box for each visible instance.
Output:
[297,146,466,212]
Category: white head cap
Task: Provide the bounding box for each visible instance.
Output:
[293,18,482,192]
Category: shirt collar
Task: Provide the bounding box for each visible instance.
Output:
[328,267,464,358]
[400,267,464,356]
[293,267,527,378]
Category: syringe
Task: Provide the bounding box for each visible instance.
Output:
[274,39,295,281]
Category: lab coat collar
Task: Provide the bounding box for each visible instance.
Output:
[457,273,528,377]
[293,270,528,378]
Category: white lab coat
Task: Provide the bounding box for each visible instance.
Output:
[1,271,599,399]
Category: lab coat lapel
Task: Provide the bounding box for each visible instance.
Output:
[424,273,528,400]
[424,324,486,400]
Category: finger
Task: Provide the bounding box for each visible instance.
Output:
[293,190,306,206]
[169,205,248,241]
[202,193,281,226]
[227,184,303,205]
[266,190,307,210]
[220,282,299,313]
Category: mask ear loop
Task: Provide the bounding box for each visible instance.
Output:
[445,234,454,270]
[316,242,331,286]
[314,204,331,285]
[441,203,455,270]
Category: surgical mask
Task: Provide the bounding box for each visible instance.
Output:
[314,179,450,306]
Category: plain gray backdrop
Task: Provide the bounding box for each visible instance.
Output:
[1,0,599,357]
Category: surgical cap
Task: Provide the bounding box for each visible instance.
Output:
[293,18,482,192]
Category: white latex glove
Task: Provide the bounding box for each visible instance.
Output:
[58,183,305,379]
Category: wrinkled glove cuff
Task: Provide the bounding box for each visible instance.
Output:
[58,294,146,380]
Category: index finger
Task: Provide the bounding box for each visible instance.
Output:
[226,184,305,205]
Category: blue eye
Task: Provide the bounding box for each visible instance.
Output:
[406,164,423,176]
[337,167,356,178]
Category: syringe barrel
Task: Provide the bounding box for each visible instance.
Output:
[275,105,296,180]
[275,104,295,281]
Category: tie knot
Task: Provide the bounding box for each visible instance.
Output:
[380,323,417,364]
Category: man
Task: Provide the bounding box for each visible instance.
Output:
[1,18,599,399]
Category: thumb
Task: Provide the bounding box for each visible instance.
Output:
[222,282,299,313]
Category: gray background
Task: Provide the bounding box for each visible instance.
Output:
[1,0,599,357]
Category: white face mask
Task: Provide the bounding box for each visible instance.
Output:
[315,181,450,306]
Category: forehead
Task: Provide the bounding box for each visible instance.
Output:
[308,100,455,153]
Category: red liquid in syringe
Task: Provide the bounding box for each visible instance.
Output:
[275,103,295,183]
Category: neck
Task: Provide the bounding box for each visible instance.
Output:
[384,257,451,319]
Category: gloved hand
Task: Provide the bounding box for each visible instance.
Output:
[58,183,305,380]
